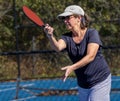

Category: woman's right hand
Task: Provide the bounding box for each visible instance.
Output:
[44,24,54,37]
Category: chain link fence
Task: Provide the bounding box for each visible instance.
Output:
[0,48,120,100]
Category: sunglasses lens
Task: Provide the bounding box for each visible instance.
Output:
[61,16,69,20]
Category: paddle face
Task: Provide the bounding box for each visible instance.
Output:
[22,6,45,27]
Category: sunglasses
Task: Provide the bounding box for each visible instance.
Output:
[61,15,75,20]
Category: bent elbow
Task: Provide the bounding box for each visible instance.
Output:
[54,49,61,52]
[52,47,62,52]
[88,55,96,62]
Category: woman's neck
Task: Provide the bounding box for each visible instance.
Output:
[72,28,87,44]
[72,28,87,37]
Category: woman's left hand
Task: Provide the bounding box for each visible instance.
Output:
[61,65,74,82]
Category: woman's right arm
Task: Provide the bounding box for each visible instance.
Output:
[44,24,66,52]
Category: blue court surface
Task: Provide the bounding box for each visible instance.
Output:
[0,76,120,101]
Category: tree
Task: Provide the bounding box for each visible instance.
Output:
[0,0,120,80]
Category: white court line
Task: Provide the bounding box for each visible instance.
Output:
[10,96,36,101]
[70,86,78,90]
[0,84,34,92]
[0,87,16,92]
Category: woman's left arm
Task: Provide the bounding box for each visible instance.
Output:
[61,43,99,81]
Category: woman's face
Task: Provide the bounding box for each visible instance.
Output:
[63,15,81,30]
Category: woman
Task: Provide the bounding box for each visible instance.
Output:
[44,5,111,101]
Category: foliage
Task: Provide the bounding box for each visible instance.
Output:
[0,0,120,51]
[0,0,120,80]
[0,0,15,52]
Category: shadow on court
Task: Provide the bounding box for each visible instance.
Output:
[0,76,120,101]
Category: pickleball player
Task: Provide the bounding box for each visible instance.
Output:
[44,5,111,101]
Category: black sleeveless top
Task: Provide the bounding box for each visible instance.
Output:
[61,28,111,88]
